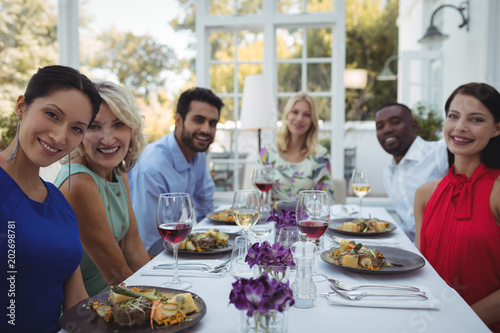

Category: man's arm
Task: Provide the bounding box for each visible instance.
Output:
[193,158,215,221]
[129,164,169,254]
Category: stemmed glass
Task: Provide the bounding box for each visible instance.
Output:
[351,169,371,215]
[296,190,330,282]
[156,192,194,290]
[251,165,274,213]
[232,190,260,246]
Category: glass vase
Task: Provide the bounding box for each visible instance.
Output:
[253,265,290,282]
[240,309,288,333]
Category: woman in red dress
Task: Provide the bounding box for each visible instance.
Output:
[415,82,500,332]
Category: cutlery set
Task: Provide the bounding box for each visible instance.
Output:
[325,278,427,301]
[153,259,230,274]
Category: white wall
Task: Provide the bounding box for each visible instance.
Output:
[399,0,500,109]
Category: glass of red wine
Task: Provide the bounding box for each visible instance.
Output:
[251,165,274,214]
[156,192,194,290]
[296,190,330,282]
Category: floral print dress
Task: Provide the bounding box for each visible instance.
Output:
[259,145,335,203]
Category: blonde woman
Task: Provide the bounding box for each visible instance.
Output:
[259,92,334,202]
[54,81,150,296]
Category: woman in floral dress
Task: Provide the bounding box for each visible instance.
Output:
[259,92,334,203]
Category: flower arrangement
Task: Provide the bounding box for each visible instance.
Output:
[267,209,296,229]
[229,273,294,333]
[245,241,294,281]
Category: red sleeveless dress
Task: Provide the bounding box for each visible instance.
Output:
[421,163,500,331]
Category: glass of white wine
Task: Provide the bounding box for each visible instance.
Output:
[232,190,260,246]
[351,169,371,215]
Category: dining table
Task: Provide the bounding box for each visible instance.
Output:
[114,206,488,333]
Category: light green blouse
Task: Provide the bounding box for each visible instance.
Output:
[54,163,130,296]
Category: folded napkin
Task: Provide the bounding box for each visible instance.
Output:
[140,260,227,278]
[327,286,440,310]
[330,204,359,218]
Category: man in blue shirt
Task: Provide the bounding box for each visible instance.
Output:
[129,87,224,254]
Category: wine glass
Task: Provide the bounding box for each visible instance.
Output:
[351,169,371,215]
[232,190,260,246]
[296,190,330,282]
[251,165,274,214]
[156,192,194,290]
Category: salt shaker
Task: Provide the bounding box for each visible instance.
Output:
[291,238,317,308]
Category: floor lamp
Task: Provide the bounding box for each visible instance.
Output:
[239,75,277,152]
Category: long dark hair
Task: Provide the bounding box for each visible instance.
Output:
[24,65,102,124]
[445,82,500,169]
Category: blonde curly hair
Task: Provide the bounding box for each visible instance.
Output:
[275,92,319,156]
[67,81,146,174]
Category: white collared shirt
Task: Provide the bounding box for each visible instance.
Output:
[382,136,449,241]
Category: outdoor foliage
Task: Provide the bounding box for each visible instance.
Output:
[0,111,17,149]
[88,29,178,98]
[412,102,444,141]
[345,0,398,121]
[0,0,58,148]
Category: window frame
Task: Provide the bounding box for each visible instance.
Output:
[196,0,345,192]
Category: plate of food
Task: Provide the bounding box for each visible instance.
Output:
[59,284,207,332]
[206,208,235,224]
[320,240,425,275]
[163,229,233,254]
[329,217,397,236]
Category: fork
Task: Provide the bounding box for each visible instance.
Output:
[154,259,230,273]
[330,286,428,301]
[329,278,420,292]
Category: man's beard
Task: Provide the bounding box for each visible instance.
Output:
[180,126,212,153]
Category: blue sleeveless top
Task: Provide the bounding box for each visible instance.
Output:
[0,167,82,333]
[54,164,130,296]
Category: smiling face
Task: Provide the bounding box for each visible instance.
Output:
[175,100,219,160]
[444,93,500,160]
[16,89,93,167]
[286,100,313,138]
[82,103,132,178]
[375,105,418,163]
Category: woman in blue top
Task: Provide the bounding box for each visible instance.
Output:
[54,81,150,296]
[0,65,102,332]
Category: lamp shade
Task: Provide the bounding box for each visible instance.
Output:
[344,69,368,89]
[239,75,277,130]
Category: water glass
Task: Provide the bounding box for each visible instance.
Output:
[277,226,301,248]
[229,236,254,279]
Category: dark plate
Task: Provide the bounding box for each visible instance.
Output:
[205,210,235,224]
[328,218,397,237]
[59,286,207,332]
[320,246,425,275]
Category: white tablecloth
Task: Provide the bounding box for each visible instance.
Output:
[121,207,488,333]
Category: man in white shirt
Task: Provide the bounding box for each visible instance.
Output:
[375,103,449,241]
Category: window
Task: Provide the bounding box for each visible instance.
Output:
[196,0,344,192]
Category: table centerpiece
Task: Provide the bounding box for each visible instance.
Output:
[229,272,294,333]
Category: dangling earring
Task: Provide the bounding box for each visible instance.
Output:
[68,152,71,191]
[7,118,20,163]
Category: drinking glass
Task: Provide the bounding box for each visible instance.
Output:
[156,193,194,290]
[232,190,260,245]
[229,236,254,279]
[251,223,274,241]
[277,226,301,248]
[296,190,330,282]
[251,165,274,213]
[351,169,371,215]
